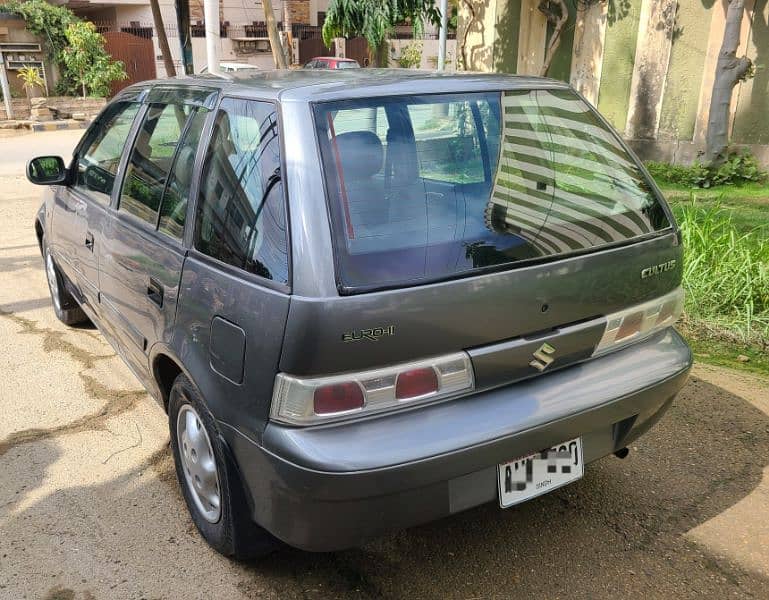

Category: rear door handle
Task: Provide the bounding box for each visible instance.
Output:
[147,277,164,308]
[85,231,94,251]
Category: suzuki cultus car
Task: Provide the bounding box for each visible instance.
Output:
[27,70,692,558]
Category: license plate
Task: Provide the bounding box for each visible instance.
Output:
[498,437,584,508]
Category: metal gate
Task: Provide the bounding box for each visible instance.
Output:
[103,31,157,96]
[345,37,370,67]
[298,37,335,65]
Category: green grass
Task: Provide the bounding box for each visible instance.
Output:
[657,182,769,375]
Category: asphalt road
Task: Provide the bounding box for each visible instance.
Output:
[1,129,768,600]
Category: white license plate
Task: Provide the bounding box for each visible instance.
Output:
[498,437,584,508]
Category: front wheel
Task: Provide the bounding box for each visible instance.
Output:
[168,374,278,560]
[42,237,88,326]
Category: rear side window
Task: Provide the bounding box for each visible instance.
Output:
[120,103,193,225]
[158,109,208,238]
[194,98,289,284]
[314,89,670,290]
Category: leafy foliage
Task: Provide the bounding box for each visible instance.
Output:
[1,0,125,97]
[322,0,441,65]
[16,65,44,96]
[397,41,423,68]
[646,152,766,188]
[62,21,127,98]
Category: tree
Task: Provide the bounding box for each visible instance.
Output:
[149,0,176,77]
[263,0,288,69]
[62,22,127,98]
[705,0,753,166]
[539,0,570,76]
[322,0,441,67]
[17,66,45,99]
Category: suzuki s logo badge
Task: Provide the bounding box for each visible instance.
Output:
[529,342,556,372]
[641,259,676,279]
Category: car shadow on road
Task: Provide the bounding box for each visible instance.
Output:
[1,376,768,599]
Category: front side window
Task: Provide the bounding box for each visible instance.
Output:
[120,103,193,225]
[75,101,140,203]
[314,89,671,290]
[194,98,289,284]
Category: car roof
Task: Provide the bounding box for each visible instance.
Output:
[117,69,570,104]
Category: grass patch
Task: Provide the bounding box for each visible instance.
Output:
[673,199,769,343]
[654,179,769,375]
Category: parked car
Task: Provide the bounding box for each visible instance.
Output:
[304,56,360,69]
[28,70,691,559]
[200,61,261,73]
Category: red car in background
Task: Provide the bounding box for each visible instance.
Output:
[303,56,361,69]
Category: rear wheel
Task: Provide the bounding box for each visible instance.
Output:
[42,237,88,326]
[168,373,278,560]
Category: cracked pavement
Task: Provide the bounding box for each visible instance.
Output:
[1,130,768,599]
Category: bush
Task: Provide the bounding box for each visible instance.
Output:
[676,199,769,343]
[397,41,423,69]
[1,0,125,97]
[647,152,766,188]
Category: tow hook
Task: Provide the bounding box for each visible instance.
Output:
[614,447,630,459]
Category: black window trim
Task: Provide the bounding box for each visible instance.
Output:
[186,93,292,294]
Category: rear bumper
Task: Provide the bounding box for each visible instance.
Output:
[222,328,692,552]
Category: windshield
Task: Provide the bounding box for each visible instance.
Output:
[314,89,671,290]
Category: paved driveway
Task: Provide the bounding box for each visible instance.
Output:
[1,130,768,599]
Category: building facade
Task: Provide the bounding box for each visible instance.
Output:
[458,0,769,165]
[57,0,330,75]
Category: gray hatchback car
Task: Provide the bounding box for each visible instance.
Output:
[27,70,692,559]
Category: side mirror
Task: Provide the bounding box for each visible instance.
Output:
[26,156,67,185]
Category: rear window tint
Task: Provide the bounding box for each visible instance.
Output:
[314,89,670,290]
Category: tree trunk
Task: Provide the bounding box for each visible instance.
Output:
[539,0,569,77]
[150,0,177,77]
[263,0,288,69]
[369,39,389,67]
[705,0,752,166]
[282,0,293,66]
[459,0,477,70]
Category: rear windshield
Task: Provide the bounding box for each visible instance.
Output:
[314,89,671,290]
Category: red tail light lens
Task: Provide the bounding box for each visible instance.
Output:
[313,382,364,414]
[396,368,439,400]
[616,311,643,341]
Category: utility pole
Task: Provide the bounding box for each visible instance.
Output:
[203,0,220,74]
[263,0,288,69]
[149,0,177,77]
[282,0,293,66]
[0,54,12,120]
[437,0,448,71]
[176,0,194,74]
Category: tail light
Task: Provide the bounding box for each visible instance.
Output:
[271,353,474,426]
[593,287,684,356]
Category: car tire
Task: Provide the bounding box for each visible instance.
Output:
[168,373,279,560]
[42,236,88,326]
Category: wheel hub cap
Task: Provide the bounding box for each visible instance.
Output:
[45,252,61,313]
[176,404,221,523]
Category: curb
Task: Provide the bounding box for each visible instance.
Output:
[31,120,91,132]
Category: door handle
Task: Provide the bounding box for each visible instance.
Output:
[85,231,94,251]
[147,277,164,308]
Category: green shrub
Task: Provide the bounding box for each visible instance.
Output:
[675,198,769,343]
[397,41,423,69]
[647,152,766,188]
